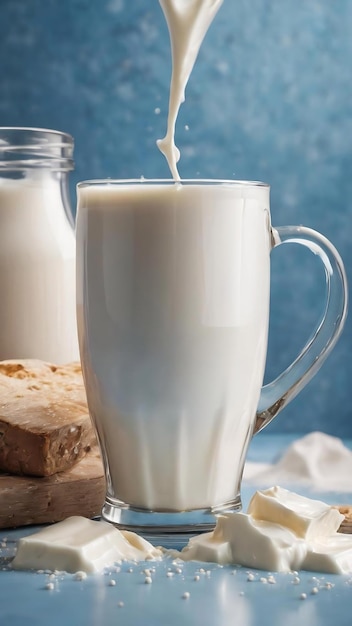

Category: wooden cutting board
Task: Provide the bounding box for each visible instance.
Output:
[0,448,106,529]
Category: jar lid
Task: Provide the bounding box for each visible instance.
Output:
[0,127,74,171]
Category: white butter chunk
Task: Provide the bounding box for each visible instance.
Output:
[303,534,352,575]
[215,513,307,572]
[12,516,162,573]
[180,531,232,565]
[176,487,352,574]
[247,486,344,540]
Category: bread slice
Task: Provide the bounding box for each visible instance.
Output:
[0,360,96,477]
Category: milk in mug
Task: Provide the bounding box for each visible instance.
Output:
[76,180,271,512]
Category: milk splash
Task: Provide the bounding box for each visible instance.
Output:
[157,0,223,179]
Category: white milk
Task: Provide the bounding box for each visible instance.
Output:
[0,173,79,363]
[157,0,223,179]
[76,181,271,511]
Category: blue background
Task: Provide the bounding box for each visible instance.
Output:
[1,0,351,436]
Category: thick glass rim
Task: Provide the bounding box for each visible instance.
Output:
[77,178,269,189]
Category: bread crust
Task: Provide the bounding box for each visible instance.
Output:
[0,359,96,476]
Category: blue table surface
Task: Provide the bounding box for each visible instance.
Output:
[1,434,352,626]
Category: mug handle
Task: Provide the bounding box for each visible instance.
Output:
[254,225,348,434]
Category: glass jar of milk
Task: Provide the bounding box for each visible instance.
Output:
[0,127,79,363]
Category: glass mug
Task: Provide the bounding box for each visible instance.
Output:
[76,180,347,536]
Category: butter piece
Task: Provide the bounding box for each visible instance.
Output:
[180,531,232,565]
[303,534,352,575]
[177,488,352,574]
[215,513,307,572]
[12,516,162,573]
[248,486,343,540]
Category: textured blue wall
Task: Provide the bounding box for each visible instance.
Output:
[1,0,351,436]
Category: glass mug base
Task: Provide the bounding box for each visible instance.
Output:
[101,495,242,546]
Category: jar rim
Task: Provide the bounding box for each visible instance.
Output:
[0,127,74,171]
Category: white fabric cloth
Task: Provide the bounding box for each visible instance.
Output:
[244,432,352,492]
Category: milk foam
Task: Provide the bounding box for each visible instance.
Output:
[76,182,271,511]
[157,0,223,179]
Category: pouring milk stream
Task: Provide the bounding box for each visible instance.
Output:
[157,0,223,179]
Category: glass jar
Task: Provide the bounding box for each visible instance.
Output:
[0,127,79,363]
